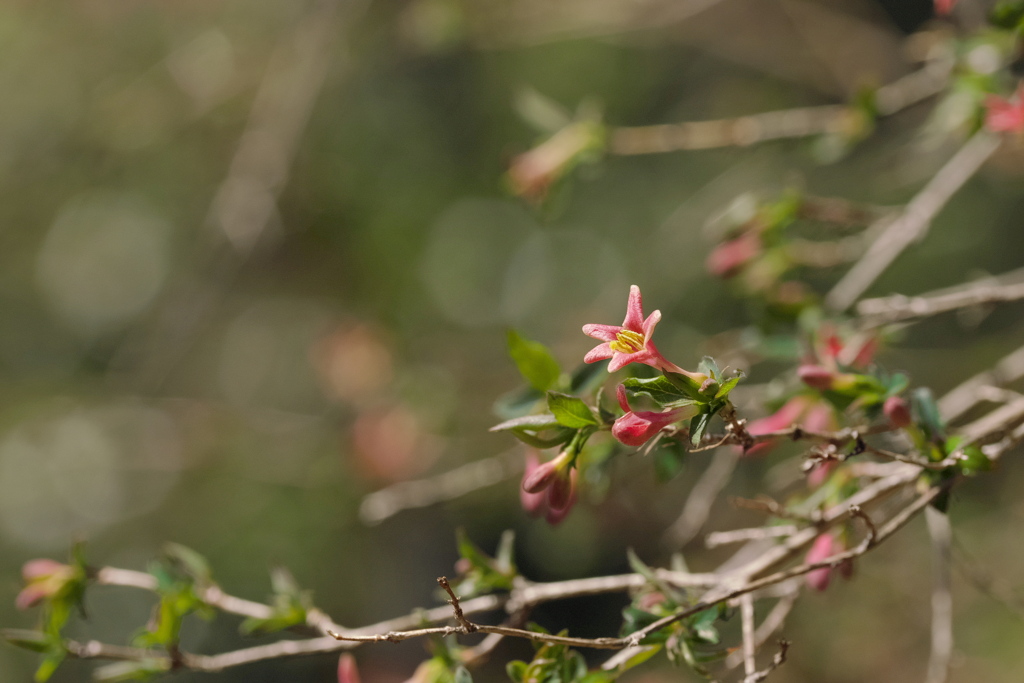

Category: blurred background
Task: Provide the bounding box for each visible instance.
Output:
[2,0,1024,681]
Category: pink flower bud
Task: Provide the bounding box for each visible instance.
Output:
[15,559,74,610]
[547,468,576,512]
[338,653,362,683]
[611,385,689,447]
[522,456,561,494]
[883,396,912,429]
[520,452,548,515]
[706,232,761,278]
[545,469,578,525]
[805,533,838,592]
[798,364,835,391]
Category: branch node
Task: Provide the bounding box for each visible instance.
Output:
[437,576,478,633]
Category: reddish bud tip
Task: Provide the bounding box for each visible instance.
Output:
[337,653,362,683]
[884,396,912,429]
[805,533,838,592]
[522,458,559,494]
[798,364,835,391]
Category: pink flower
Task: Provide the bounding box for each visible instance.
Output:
[706,232,761,278]
[805,533,839,592]
[611,385,692,447]
[338,654,362,683]
[985,87,1024,134]
[583,286,694,375]
[520,452,550,515]
[15,559,74,610]
[744,396,811,457]
[934,0,957,15]
[883,396,912,429]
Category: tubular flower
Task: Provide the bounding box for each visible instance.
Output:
[743,395,812,457]
[583,285,696,375]
[337,654,362,683]
[985,87,1024,134]
[15,559,74,610]
[805,532,840,592]
[612,385,692,447]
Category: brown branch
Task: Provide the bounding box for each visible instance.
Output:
[744,640,790,683]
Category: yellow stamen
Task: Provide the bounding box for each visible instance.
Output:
[609,329,645,354]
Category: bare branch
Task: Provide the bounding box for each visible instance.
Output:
[857,267,1024,326]
[826,132,1000,312]
[741,593,757,677]
[743,640,790,683]
[663,447,740,547]
[925,508,953,683]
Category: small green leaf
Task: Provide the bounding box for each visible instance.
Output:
[912,387,945,441]
[506,660,527,683]
[490,414,562,432]
[2,630,51,653]
[509,426,576,449]
[547,392,597,428]
[621,376,692,406]
[698,357,720,379]
[92,659,170,682]
[454,665,473,683]
[507,330,562,392]
[714,375,743,400]
[690,412,712,446]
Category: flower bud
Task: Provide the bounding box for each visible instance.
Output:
[520,453,548,515]
[545,469,578,525]
[883,396,912,429]
[15,559,74,610]
[546,468,576,512]
[706,232,761,278]
[338,653,362,683]
[798,364,835,391]
[521,453,563,494]
[805,533,838,592]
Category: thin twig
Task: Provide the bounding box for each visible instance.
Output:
[925,507,953,683]
[725,587,799,670]
[741,593,757,678]
[706,525,800,549]
[663,447,741,547]
[743,640,790,683]
[857,267,1024,326]
[826,132,1000,312]
[939,343,1024,424]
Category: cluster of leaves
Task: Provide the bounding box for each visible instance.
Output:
[451,529,518,598]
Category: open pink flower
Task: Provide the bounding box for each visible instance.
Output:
[612,385,692,447]
[985,87,1024,134]
[583,285,693,375]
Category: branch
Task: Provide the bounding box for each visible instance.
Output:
[825,132,1001,312]
[924,507,953,683]
[608,57,950,155]
[938,343,1024,424]
[857,267,1024,326]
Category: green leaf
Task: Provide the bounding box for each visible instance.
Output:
[507,330,562,392]
[506,660,527,683]
[912,387,945,441]
[621,376,692,406]
[2,630,51,653]
[714,375,743,400]
[690,412,712,446]
[688,607,721,645]
[509,426,576,449]
[698,357,720,379]
[92,659,170,682]
[490,414,562,432]
[958,445,992,476]
[547,392,597,428]
[454,665,473,683]
[163,543,212,586]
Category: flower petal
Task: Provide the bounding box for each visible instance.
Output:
[582,323,622,342]
[584,343,614,364]
[621,285,645,331]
